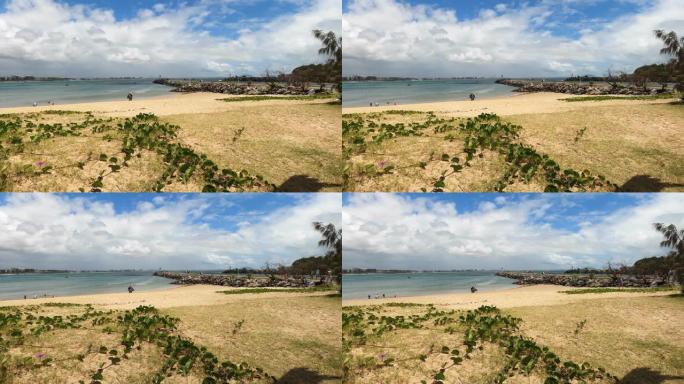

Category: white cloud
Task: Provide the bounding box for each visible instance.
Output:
[343,0,684,77]
[0,0,341,77]
[343,194,684,270]
[0,193,341,270]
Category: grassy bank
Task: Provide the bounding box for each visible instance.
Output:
[1,295,341,384]
[0,101,342,192]
[218,94,337,102]
[343,295,683,383]
[562,286,680,294]
[560,93,679,102]
[219,286,337,295]
[343,101,684,192]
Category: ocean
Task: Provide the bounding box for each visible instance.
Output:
[0,271,174,300]
[342,271,517,299]
[342,79,517,107]
[0,79,173,108]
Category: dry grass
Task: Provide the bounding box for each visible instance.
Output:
[343,102,684,192]
[343,295,684,384]
[165,103,342,192]
[507,295,684,384]
[165,295,342,384]
[508,103,684,192]
[1,100,341,192]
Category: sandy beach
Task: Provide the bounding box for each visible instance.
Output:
[342,92,675,116]
[0,92,336,118]
[0,284,335,310]
[342,284,677,308]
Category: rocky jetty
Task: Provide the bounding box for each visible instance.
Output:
[153,79,325,95]
[495,79,660,96]
[496,271,672,288]
[154,271,317,288]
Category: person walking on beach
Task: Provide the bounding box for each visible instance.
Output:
[469,93,476,101]
[470,286,478,293]
[127,93,133,101]
[128,285,135,293]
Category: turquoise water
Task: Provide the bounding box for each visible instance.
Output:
[0,271,174,300]
[0,79,173,108]
[342,79,516,107]
[342,271,516,299]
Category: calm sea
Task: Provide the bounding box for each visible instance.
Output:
[342,79,517,107]
[0,79,173,108]
[342,271,517,299]
[0,271,174,300]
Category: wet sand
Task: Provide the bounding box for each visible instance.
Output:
[342,92,675,117]
[342,284,676,309]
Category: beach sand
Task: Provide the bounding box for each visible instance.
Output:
[0,92,336,117]
[342,284,677,308]
[0,284,334,310]
[342,92,675,116]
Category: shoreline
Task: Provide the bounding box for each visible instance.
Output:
[0,284,337,310]
[342,90,521,109]
[341,92,676,116]
[342,284,676,309]
[0,91,337,117]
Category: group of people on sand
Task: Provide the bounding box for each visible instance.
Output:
[367,293,398,299]
[23,293,55,299]
[367,93,477,108]
[365,286,478,299]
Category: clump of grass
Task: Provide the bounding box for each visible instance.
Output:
[218,286,336,295]
[219,94,335,102]
[561,93,677,102]
[561,286,678,294]
[383,302,426,308]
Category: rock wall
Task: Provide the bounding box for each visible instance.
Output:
[153,79,330,95]
[153,271,318,288]
[495,79,662,96]
[495,271,671,287]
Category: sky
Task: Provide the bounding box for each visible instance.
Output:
[0,193,341,270]
[0,0,341,77]
[342,193,684,271]
[343,0,684,77]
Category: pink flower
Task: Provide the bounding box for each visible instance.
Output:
[35,161,45,168]
[378,161,386,169]
[35,353,46,359]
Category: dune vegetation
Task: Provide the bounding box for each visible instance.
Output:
[342,100,684,192]
[1,293,341,384]
[343,294,683,384]
[0,103,342,192]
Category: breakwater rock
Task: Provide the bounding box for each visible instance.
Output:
[496,271,670,287]
[495,79,658,95]
[153,79,324,95]
[154,271,315,288]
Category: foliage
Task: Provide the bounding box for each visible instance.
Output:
[561,286,678,294]
[218,286,336,295]
[342,304,616,384]
[560,94,677,102]
[0,304,273,383]
[218,94,335,102]
[342,112,616,192]
[0,112,273,192]
[654,29,684,100]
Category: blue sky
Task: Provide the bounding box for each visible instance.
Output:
[343,193,684,270]
[0,0,340,77]
[0,193,340,270]
[343,0,683,77]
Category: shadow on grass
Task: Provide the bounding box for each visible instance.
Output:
[619,175,684,192]
[276,367,341,384]
[620,367,684,384]
[276,175,341,192]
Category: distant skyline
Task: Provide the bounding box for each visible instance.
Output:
[0,193,340,270]
[0,0,340,77]
[343,193,684,270]
[343,0,684,77]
